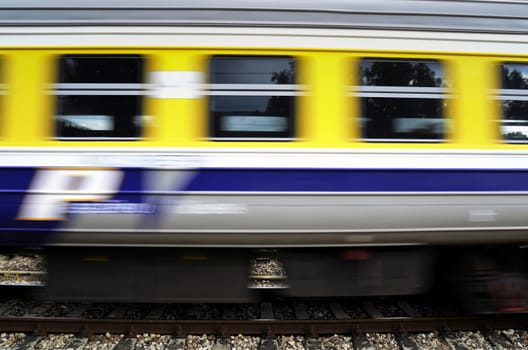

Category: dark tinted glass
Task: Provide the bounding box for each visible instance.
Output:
[501,63,528,141]
[360,59,443,87]
[210,56,294,84]
[56,55,143,139]
[209,56,296,139]
[211,95,294,138]
[362,98,444,140]
[59,55,143,84]
[502,63,528,90]
[502,100,528,141]
[56,95,141,138]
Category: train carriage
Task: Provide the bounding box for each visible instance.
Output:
[0,0,526,308]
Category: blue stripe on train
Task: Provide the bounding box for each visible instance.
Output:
[0,167,525,245]
[184,168,528,192]
[1,167,527,193]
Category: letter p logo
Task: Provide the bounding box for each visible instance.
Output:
[17,168,123,221]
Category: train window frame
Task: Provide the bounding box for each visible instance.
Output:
[208,55,298,141]
[54,54,145,141]
[0,61,3,136]
[498,62,528,143]
[353,58,448,143]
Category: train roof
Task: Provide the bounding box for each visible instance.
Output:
[0,0,527,34]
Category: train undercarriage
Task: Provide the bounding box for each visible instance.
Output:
[43,245,528,313]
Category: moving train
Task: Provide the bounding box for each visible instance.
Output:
[0,0,527,310]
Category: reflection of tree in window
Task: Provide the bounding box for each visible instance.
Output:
[501,65,528,141]
[360,60,444,140]
[504,131,528,140]
[209,56,295,139]
[361,61,442,87]
[57,96,140,138]
[266,62,294,117]
[502,65,528,89]
[56,55,143,139]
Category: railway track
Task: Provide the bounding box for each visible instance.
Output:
[0,323,527,349]
[0,253,526,348]
[0,312,526,336]
[0,299,525,349]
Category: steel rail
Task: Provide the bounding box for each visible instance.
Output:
[0,314,525,337]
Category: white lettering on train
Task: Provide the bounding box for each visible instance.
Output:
[17,169,123,220]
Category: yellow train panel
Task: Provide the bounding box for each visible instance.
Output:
[0,48,527,150]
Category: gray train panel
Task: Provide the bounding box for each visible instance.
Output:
[0,0,526,34]
[54,193,528,247]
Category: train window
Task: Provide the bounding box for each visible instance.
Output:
[357,59,446,142]
[54,55,144,140]
[209,56,297,140]
[500,63,528,143]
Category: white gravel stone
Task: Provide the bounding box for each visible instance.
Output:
[0,254,44,271]
[250,258,286,277]
[0,254,45,285]
[502,329,528,348]
[409,332,449,350]
[0,332,26,349]
[278,335,304,350]
[83,333,123,350]
[447,331,493,350]
[186,334,216,350]
[248,279,288,289]
[365,333,399,350]
[135,333,170,350]
[230,334,260,350]
[34,333,74,349]
[320,334,352,350]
